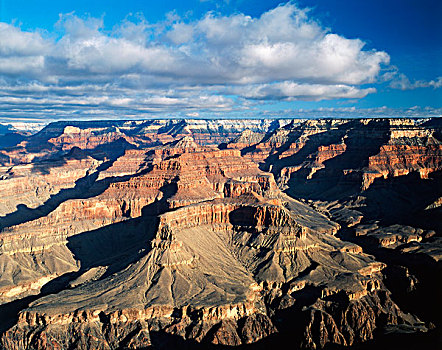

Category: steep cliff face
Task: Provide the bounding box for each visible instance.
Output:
[0,155,102,217]
[226,119,441,200]
[0,138,277,306]
[2,193,408,349]
[0,118,440,349]
[227,129,266,150]
[362,126,441,190]
[0,119,290,167]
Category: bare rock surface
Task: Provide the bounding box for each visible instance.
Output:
[0,118,440,349]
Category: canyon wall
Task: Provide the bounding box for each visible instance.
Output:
[0,118,440,349]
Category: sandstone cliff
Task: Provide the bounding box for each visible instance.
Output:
[0,118,439,349]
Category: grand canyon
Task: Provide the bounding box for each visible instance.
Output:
[0,117,440,349]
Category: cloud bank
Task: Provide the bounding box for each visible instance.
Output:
[0,3,413,120]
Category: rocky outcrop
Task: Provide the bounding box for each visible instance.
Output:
[354,224,435,248]
[0,156,101,216]
[0,117,440,349]
[2,192,410,349]
[362,142,441,190]
[0,119,292,167]
[226,119,441,200]
[227,129,266,149]
[300,290,425,349]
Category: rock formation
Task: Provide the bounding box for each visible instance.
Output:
[0,118,440,349]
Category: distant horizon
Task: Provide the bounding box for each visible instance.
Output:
[1,115,441,135]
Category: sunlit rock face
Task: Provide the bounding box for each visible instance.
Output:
[0,118,440,349]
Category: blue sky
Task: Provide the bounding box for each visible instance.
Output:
[0,0,440,121]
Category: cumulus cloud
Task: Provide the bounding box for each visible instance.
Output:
[167,22,194,44]
[0,23,49,56]
[390,73,442,90]
[0,3,397,119]
[0,23,50,76]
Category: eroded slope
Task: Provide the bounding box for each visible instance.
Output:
[0,118,440,349]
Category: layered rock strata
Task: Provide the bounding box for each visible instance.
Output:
[0,117,440,349]
[3,193,418,349]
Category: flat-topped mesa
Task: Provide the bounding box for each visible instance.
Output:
[2,208,272,347]
[142,195,419,348]
[47,126,137,151]
[157,198,302,237]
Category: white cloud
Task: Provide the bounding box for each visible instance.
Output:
[0,56,45,75]
[390,73,442,90]
[1,4,391,84]
[0,23,50,77]
[167,22,194,44]
[234,82,376,101]
[0,2,421,119]
[114,15,151,45]
[0,23,49,56]
[56,14,104,39]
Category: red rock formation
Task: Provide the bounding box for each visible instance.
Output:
[315,142,347,164]
[0,118,439,350]
[47,126,135,151]
[363,143,442,190]
[0,156,101,216]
